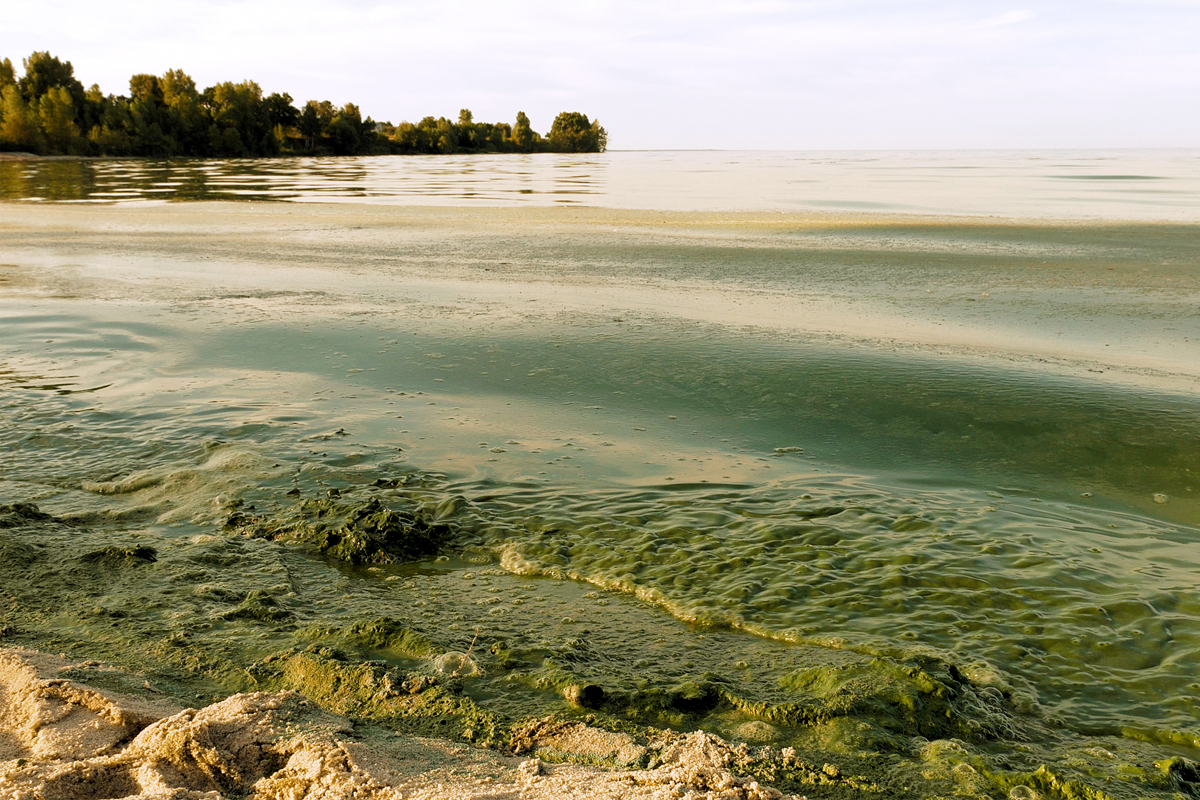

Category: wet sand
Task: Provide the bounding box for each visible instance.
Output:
[0,647,795,799]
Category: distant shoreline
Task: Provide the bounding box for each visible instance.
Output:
[0,151,604,162]
[0,151,148,161]
[0,151,74,160]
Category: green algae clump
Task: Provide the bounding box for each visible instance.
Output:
[0,533,39,570]
[225,496,454,565]
[296,617,442,662]
[0,502,54,528]
[343,618,441,660]
[80,545,159,566]
[770,655,1020,743]
[249,647,506,747]
[222,589,293,622]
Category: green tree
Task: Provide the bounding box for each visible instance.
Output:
[456,108,477,149]
[38,86,81,153]
[0,50,610,159]
[261,93,298,152]
[132,120,173,156]
[548,111,606,153]
[80,83,107,135]
[264,92,299,131]
[87,93,134,155]
[78,91,135,156]
[338,102,362,125]
[328,117,359,155]
[127,74,176,155]
[129,73,163,104]
[18,52,85,112]
[0,84,42,151]
[204,81,271,155]
[159,69,196,106]
[314,100,335,128]
[327,102,368,155]
[434,117,456,153]
[206,124,244,156]
[298,102,321,149]
[88,122,132,156]
[490,122,512,150]
[473,121,505,152]
[512,111,533,152]
[392,118,430,153]
[159,69,207,154]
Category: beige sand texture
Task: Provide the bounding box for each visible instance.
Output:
[0,648,796,800]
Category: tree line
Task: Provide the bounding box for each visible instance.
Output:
[0,52,607,158]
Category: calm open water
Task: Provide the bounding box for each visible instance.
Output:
[2,148,1199,218]
[2,150,1199,797]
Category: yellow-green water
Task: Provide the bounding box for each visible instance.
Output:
[1,193,1199,797]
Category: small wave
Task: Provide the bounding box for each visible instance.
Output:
[79,445,286,524]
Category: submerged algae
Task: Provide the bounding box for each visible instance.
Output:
[768,657,1022,742]
[242,646,883,797]
[338,616,442,660]
[2,494,1200,799]
[0,503,54,529]
[249,647,509,748]
[252,611,1198,799]
[224,495,457,565]
[222,589,293,622]
[79,545,159,566]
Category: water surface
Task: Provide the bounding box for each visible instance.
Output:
[2,148,1198,219]
[1,164,1199,797]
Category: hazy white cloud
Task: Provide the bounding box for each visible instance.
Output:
[2,0,1196,148]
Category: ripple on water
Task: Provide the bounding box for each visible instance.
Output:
[451,477,1200,734]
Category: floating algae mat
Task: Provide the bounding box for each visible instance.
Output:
[2,201,1200,798]
[4,481,1200,799]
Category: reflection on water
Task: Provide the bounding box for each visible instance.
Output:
[0,154,607,206]
[2,149,1198,218]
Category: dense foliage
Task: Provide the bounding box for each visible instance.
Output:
[0,52,607,157]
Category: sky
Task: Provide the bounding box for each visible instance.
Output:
[2,0,1197,150]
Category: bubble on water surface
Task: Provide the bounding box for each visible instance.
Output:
[433,651,481,676]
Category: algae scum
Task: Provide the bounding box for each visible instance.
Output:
[3,393,1200,799]
[3,202,1200,798]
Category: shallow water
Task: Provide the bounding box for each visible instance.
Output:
[2,181,1200,796]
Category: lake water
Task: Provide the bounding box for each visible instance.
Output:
[1,151,1199,798]
[3,148,1200,218]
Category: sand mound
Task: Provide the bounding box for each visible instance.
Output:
[0,648,797,800]
[0,649,174,763]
